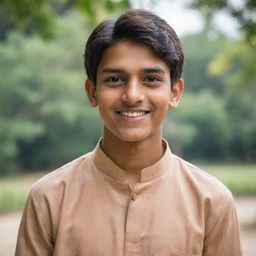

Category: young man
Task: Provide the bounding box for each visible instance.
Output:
[16,9,241,256]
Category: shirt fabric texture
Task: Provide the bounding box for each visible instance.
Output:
[15,140,242,256]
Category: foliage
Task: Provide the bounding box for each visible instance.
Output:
[1,11,255,174]
[208,40,256,162]
[200,164,256,196]
[188,0,256,44]
[0,172,45,214]
[0,0,133,40]
[187,0,256,138]
[173,31,255,163]
[77,0,131,25]
[181,32,227,94]
[0,1,255,175]
[0,0,58,39]
[209,41,256,89]
[0,13,101,173]
[164,29,255,163]
[225,91,256,162]
[165,90,229,161]
[184,0,256,162]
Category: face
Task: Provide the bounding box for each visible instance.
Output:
[86,40,183,144]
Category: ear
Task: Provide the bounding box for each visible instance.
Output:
[85,79,98,107]
[169,78,184,109]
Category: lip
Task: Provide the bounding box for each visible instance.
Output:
[115,108,151,122]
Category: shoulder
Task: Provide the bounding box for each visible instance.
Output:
[170,154,238,229]
[23,151,99,236]
[28,151,94,199]
[171,154,233,208]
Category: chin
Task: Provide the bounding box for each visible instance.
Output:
[117,131,152,143]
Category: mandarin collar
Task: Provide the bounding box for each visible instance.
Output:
[91,138,173,183]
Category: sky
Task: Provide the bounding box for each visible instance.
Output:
[131,0,240,38]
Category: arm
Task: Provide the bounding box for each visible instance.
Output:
[203,194,242,256]
[15,186,54,256]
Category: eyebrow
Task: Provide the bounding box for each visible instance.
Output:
[101,67,166,74]
[101,68,123,74]
[142,67,165,73]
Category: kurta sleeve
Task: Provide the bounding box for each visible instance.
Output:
[15,185,54,256]
[203,194,242,256]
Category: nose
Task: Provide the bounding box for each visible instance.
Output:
[121,79,144,105]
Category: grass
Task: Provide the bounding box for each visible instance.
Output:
[0,165,256,214]
[0,172,46,214]
[198,164,256,196]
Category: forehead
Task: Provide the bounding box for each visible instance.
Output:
[97,40,170,73]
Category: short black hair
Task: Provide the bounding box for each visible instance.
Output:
[84,9,184,86]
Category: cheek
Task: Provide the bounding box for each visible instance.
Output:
[97,89,119,103]
[152,93,171,110]
[96,92,117,120]
[152,98,171,122]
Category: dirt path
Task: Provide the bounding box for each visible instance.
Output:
[0,197,256,256]
[0,211,21,256]
[235,197,256,256]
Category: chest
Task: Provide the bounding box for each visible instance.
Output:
[52,181,204,256]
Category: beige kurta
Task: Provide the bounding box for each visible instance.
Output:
[16,140,241,256]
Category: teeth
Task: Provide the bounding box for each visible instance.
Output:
[120,111,146,117]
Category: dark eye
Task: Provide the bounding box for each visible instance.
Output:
[143,76,161,82]
[104,76,123,83]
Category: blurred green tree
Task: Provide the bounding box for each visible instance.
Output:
[209,41,255,90]
[188,0,256,43]
[0,0,132,40]
[164,90,229,161]
[184,0,256,162]
[209,41,256,162]
[0,13,102,174]
[181,32,227,95]
[1,0,255,176]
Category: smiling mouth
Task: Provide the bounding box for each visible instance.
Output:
[116,111,150,117]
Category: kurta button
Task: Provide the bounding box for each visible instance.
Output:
[131,193,137,201]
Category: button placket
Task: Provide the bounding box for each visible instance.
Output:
[124,188,142,255]
[131,193,137,201]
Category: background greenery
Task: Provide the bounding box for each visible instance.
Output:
[0,0,255,178]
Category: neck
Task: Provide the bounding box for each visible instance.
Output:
[101,130,164,177]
